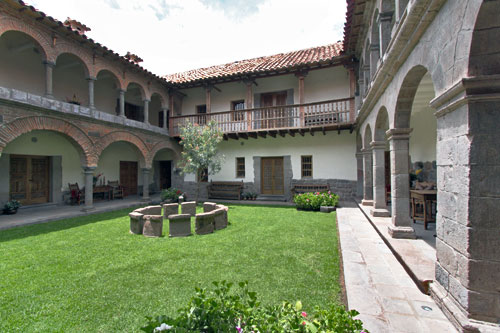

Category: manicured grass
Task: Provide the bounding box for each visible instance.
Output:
[0,204,340,332]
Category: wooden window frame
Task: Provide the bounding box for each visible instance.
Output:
[236,157,245,178]
[301,155,313,178]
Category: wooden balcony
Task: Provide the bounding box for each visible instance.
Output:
[170,97,355,139]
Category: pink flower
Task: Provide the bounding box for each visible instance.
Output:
[301,311,307,317]
[236,326,242,333]
[306,199,309,202]
[302,321,306,326]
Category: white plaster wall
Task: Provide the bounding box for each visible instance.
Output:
[181,87,205,116]
[95,142,144,186]
[211,81,246,112]
[254,74,299,103]
[0,31,45,95]
[95,71,119,115]
[409,107,437,162]
[209,131,357,182]
[53,54,89,106]
[304,66,350,103]
[3,131,84,189]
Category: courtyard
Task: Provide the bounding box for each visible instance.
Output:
[0,204,342,332]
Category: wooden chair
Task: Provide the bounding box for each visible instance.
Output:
[68,183,84,205]
[108,180,124,199]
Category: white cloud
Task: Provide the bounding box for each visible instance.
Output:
[30,0,346,75]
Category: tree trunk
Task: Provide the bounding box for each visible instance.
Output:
[196,180,200,204]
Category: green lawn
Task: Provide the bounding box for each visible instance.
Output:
[0,204,341,332]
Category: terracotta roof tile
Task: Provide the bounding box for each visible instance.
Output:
[163,42,344,84]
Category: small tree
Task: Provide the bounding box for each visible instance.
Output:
[178,120,224,202]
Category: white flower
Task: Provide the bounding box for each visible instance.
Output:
[154,323,173,332]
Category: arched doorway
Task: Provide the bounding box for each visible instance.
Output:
[53,53,89,106]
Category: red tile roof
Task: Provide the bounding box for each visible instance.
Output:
[164,43,344,85]
[342,0,366,54]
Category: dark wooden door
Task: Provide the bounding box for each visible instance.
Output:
[261,157,284,195]
[10,155,50,205]
[260,92,287,129]
[159,161,172,190]
[120,161,138,196]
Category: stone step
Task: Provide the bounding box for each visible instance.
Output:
[256,195,286,202]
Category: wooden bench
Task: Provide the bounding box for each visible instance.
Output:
[207,181,243,200]
[291,184,330,196]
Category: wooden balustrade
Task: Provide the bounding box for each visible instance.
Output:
[170,98,355,136]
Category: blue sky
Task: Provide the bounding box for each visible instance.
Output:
[30,0,347,75]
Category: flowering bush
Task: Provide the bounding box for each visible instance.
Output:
[161,187,183,202]
[141,281,368,332]
[294,191,339,211]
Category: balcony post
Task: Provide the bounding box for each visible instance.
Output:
[205,84,212,114]
[119,89,126,117]
[43,60,55,98]
[143,99,150,124]
[244,79,254,131]
[295,70,308,127]
[87,76,96,109]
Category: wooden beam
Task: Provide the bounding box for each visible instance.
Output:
[238,132,248,140]
[258,131,267,138]
[278,130,286,137]
[322,127,326,135]
[310,128,314,136]
[288,129,295,137]
[269,131,277,138]
[249,132,258,139]
[230,133,239,140]
[299,129,305,137]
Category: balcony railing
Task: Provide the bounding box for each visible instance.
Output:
[170,98,355,137]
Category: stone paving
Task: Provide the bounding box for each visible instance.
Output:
[337,206,456,333]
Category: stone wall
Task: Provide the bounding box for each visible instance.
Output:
[291,178,357,200]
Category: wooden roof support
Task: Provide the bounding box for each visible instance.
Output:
[238,133,248,140]
[288,129,296,137]
[223,134,228,141]
[310,128,314,136]
[249,132,258,139]
[269,131,277,138]
[299,129,305,136]
[322,127,326,135]
[278,130,286,137]
[258,131,267,138]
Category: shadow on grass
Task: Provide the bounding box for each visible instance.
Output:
[0,207,136,244]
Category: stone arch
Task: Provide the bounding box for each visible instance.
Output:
[97,131,148,167]
[363,123,372,149]
[393,65,429,128]
[0,19,51,61]
[147,140,181,167]
[0,116,96,166]
[151,91,167,108]
[381,0,395,13]
[96,68,124,91]
[125,81,147,100]
[54,51,90,78]
[374,107,389,141]
[468,0,500,76]
[356,130,363,153]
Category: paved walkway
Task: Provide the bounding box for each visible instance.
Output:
[0,194,161,230]
[337,206,456,333]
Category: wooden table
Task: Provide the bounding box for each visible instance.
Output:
[93,185,113,201]
[410,190,437,230]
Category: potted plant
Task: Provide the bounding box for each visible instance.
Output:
[251,192,257,200]
[3,200,21,215]
[161,187,183,203]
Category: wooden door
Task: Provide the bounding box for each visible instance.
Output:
[260,92,287,129]
[261,157,284,195]
[10,155,50,205]
[159,161,172,190]
[120,161,138,196]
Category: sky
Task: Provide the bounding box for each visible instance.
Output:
[30,0,347,76]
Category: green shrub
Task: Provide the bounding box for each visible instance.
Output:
[161,188,183,202]
[141,281,367,332]
[293,192,339,211]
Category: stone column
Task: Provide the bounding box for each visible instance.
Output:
[143,99,150,124]
[358,78,365,100]
[370,141,390,217]
[87,77,96,109]
[161,107,168,129]
[370,44,380,80]
[356,152,364,198]
[386,128,415,238]
[142,168,151,201]
[82,166,95,211]
[363,65,371,95]
[361,148,373,206]
[379,12,393,55]
[119,89,125,117]
[43,60,55,98]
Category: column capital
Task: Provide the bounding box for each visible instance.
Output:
[295,69,309,78]
[42,60,56,67]
[119,89,126,94]
[86,76,97,81]
[370,140,386,149]
[242,77,256,86]
[141,167,152,173]
[386,128,412,141]
[143,99,151,103]
[82,166,97,173]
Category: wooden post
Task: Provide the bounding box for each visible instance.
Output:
[244,79,254,131]
[295,70,308,127]
[205,84,212,114]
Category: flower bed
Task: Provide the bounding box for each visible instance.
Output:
[293,191,339,211]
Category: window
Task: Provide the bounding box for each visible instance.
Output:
[236,157,245,178]
[231,100,245,121]
[198,168,208,182]
[196,105,207,125]
[301,155,312,178]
